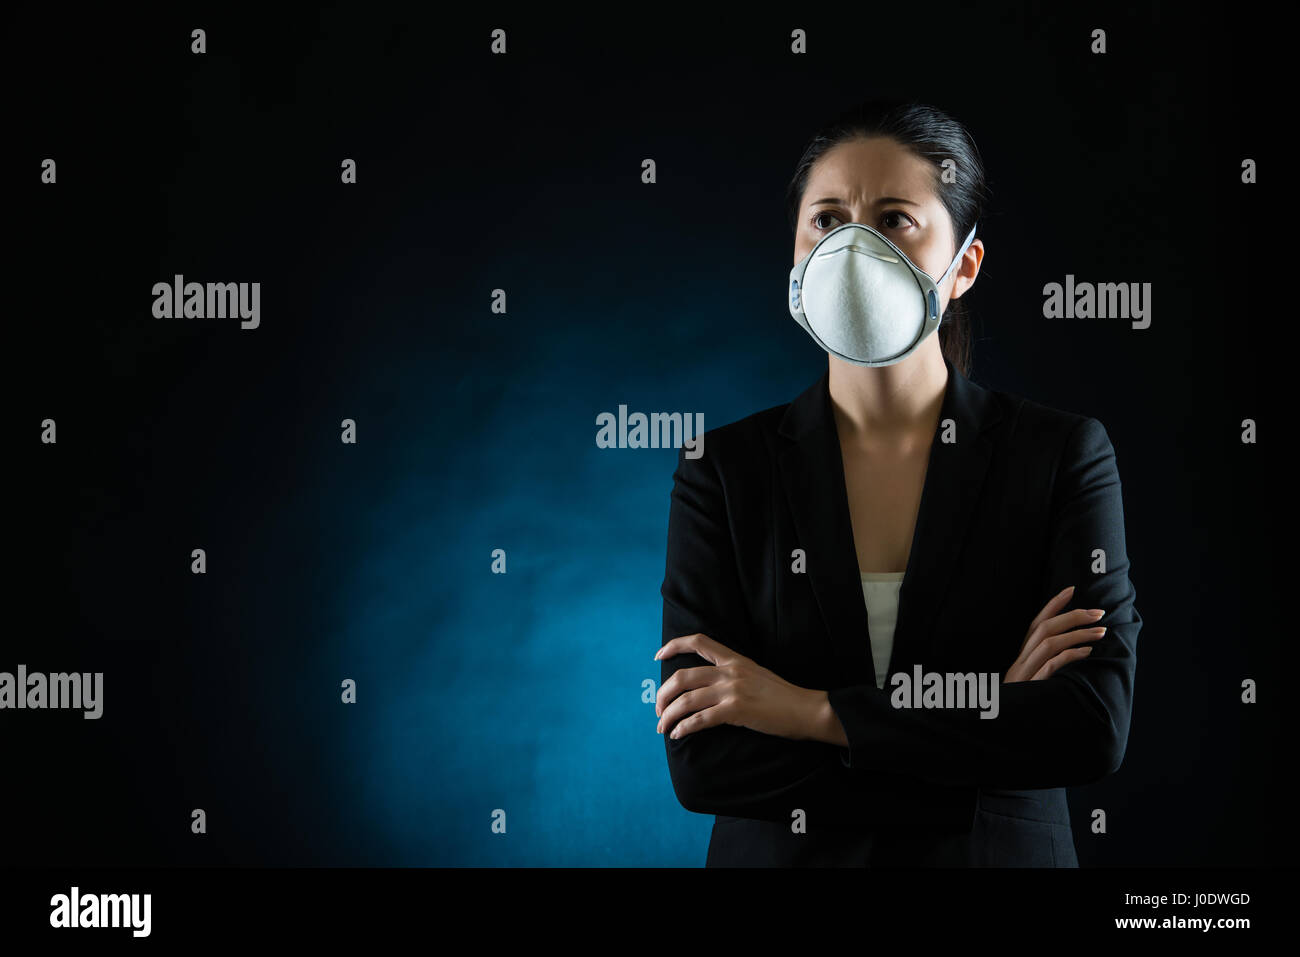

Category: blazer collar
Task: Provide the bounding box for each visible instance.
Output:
[776,355,1004,686]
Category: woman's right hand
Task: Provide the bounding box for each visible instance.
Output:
[1004,585,1107,683]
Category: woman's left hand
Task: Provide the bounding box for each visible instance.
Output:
[654,633,822,741]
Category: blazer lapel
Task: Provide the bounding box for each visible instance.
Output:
[776,356,1003,687]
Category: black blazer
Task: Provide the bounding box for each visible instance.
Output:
[659,356,1140,866]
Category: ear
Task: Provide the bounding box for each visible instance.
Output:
[948,239,984,301]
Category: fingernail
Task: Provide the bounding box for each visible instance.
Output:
[653,650,661,660]
[1090,609,1105,618]
[1095,627,1106,635]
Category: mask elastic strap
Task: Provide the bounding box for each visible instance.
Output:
[935,223,978,287]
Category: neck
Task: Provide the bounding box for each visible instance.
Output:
[827,345,949,449]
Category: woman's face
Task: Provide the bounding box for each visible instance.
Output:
[793,135,981,310]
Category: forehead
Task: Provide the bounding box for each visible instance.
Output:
[804,136,938,205]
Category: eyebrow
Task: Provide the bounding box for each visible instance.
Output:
[809,196,921,207]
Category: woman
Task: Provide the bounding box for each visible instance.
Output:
[654,99,1140,867]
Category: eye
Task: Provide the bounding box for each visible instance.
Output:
[881,210,916,230]
[811,209,916,232]
[812,210,841,231]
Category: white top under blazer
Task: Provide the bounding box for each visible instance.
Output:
[860,571,906,690]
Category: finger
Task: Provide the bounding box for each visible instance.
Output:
[659,686,725,736]
[1037,645,1094,680]
[655,664,719,717]
[1031,645,1093,681]
[1019,590,1076,655]
[1019,626,1105,679]
[1026,585,1076,638]
[667,699,729,740]
[1020,607,1106,659]
[656,633,722,665]
[1021,627,1103,676]
[1045,607,1108,635]
[655,633,702,661]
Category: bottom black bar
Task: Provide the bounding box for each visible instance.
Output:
[0,866,1285,943]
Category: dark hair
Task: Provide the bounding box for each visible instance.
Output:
[784,98,991,377]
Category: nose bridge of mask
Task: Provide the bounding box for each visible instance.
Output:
[809,220,977,286]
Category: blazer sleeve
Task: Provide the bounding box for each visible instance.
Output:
[660,444,851,822]
[827,416,1141,790]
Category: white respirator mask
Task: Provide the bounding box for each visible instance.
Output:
[788,221,977,367]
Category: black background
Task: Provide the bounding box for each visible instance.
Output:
[6,1,1292,871]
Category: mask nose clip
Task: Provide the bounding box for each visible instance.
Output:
[818,244,901,265]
